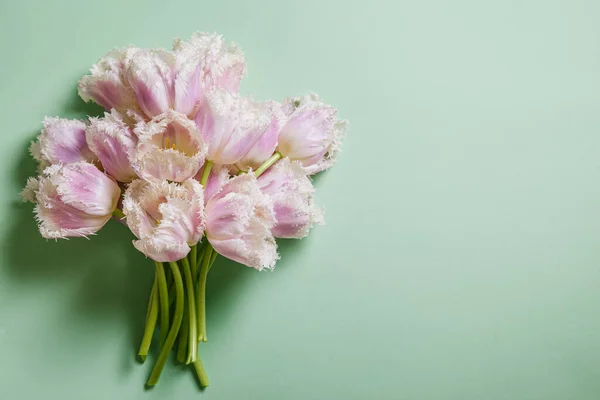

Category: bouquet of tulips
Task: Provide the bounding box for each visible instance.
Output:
[21,32,347,388]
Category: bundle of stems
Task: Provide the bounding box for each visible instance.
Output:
[138,241,217,388]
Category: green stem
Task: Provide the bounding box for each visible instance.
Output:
[254,152,282,178]
[199,160,213,186]
[181,257,198,363]
[146,262,185,387]
[193,358,210,388]
[155,262,169,346]
[138,277,158,362]
[190,245,198,278]
[112,208,125,219]
[197,244,213,342]
[209,249,218,272]
[196,243,207,273]
[176,301,189,363]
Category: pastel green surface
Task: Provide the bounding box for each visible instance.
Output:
[2,1,600,399]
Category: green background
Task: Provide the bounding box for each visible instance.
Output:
[1,0,600,399]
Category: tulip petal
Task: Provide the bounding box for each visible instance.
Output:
[87,110,138,182]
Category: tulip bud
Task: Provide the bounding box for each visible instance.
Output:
[86,110,138,182]
[30,117,97,170]
[78,47,139,111]
[257,158,323,238]
[205,174,278,270]
[22,162,120,239]
[278,93,348,175]
[126,49,175,118]
[235,101,286,172]
[196,90,272,165]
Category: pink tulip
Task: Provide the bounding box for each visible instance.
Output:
[205,174,278,270]
[196,90,272,165]
[29,117,97,169]
[173,32,246,95]
[122,179,205,262]
[278,93,348,175]
[86,110,138,182]
[78,47,139,111]
[21,162,120,239]
[235,101,286,172]
[132,110,207,183]
[126,49,176,118]
[257,158,323,238]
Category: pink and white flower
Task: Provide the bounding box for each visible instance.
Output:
[78,47,139,112]
[86,110,138,182]
[173,32,246,96]
[205,174,278,270]
[30,117,97,169]
[21,162,120,239]
[133,110,207,183]
[278,93,348,175]
[235,101,286,172]
[126,49,176,118]
[196,90,272,165]
[257,158,323,238]
[122,179,205,262]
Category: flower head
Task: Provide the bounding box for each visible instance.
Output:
[196,90,272,165]
[205,174,278,270]
[133,110,207,183]
[257,158,323,238]
[171,32,246,117]
[30,117,97,169]
[126,49,176,118]
[278,93,347,175]
[122,179,205,262]
[235,101,286,172]
[78,47,139,111]
[22,162,120,239]
[86,110,138,182]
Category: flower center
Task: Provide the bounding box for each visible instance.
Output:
[164,137,178,151]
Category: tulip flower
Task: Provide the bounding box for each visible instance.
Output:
[257,158,323,238]
[87,110,138,182]
[235,101,286,172]
[122,179,205,262]
[278,93,348,175]
[196,90,272,165]
[173,32,246,94]
[171,32,246,117]
[78,47,139,112]
[205,173,278,270]
[30,117,97,169]
[21,162,120,239]
[132,110,207,183]
[126,49,176,118]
